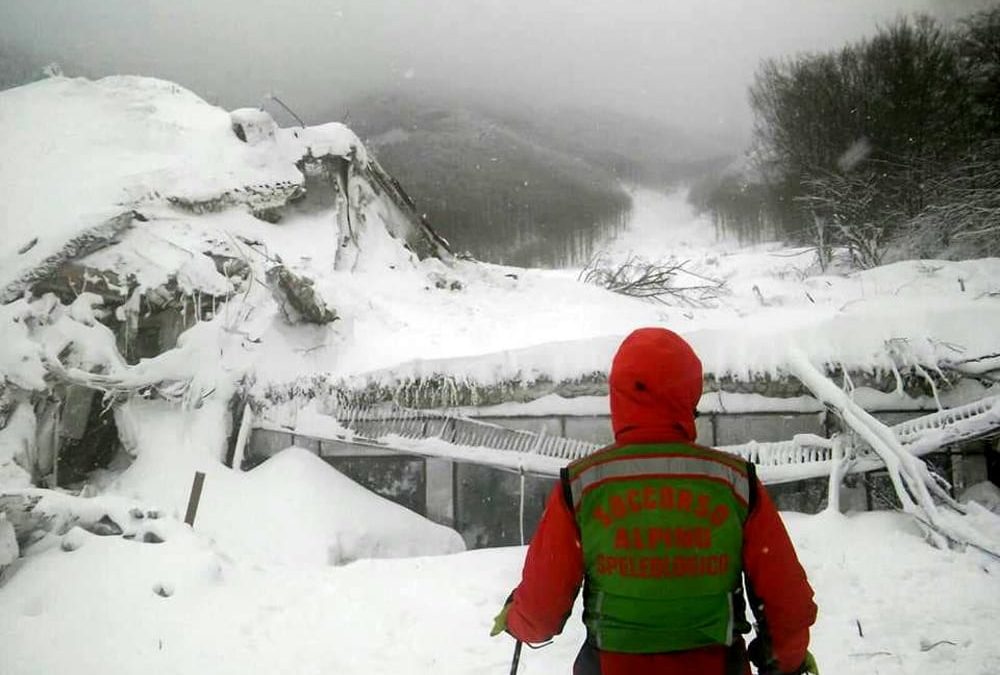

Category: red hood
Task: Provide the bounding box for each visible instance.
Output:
[609,328,703,444]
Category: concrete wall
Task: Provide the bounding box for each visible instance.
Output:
[475,412,823,448]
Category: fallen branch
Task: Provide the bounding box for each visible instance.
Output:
[787,346,981,550]
[920,640,957,652]
[579,254,727,307]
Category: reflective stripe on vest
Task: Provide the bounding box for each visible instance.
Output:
[567,444,750,510]
[569,453,751,511]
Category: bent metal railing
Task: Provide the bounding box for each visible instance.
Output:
[274,394,1000,484]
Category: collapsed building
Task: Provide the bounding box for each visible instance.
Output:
[1,76,999,560]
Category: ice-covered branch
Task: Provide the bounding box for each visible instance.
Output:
[787,345,985,550]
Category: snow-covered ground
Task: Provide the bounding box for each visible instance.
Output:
[1,480,998,675]
[2,77,1000,674]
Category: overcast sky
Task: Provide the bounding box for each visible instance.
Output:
[0,0,991,142]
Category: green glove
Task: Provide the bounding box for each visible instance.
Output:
[490,601,511,637]
[799,650,819,675]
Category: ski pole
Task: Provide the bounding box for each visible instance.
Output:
[509,640,523,675]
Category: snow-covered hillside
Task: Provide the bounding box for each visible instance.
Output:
[1,75,999,675]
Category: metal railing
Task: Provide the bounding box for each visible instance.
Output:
[305,395,1000,482]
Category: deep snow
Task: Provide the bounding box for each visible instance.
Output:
[2,76,1000,675]
[1,500,998,675]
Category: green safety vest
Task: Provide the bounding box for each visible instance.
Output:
[563,443,752,654]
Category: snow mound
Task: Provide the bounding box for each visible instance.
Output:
[200,447,465,566]
[108,401,463,567]
[960,481,1000,515]
[789,510,1000,675]
[0,75,367,296]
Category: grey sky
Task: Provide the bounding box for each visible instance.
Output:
[0,0,991,142]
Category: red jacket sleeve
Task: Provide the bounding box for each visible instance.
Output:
[742,478,818,673]
[506,483,585,643]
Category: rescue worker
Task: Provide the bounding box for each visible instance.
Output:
[490,327,819,674]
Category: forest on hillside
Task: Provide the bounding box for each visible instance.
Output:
[355,104,632,268]
[347,95,731,268]
[690,6,1000,268]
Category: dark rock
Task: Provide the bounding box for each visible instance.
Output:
[2,210,137,304]
[265,265,338,325]
[142,531,165,544]
[252,207,283,224]
[87,515,123,537]
[29,263,130,307]
[55,387,120,487]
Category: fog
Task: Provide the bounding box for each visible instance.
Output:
[0,0,990,143]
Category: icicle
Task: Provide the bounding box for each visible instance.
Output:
[840,362,855,395]
[912,362,944,411]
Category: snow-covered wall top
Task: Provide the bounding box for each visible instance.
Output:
[252,258,1000,408]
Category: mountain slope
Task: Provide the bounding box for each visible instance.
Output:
[348,93,632,267]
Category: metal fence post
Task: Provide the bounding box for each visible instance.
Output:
[184,471,207,527]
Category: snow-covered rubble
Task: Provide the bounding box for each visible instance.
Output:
[0,75,444,301]
[0,74,455,495]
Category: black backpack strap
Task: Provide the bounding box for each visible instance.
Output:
[559,467,581,536]
[560,466,575,511]
[746,460,759,516]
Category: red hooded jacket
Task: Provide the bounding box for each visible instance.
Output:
[505,328,817,675]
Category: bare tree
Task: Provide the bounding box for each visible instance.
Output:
[797,168,901,269]
[902,139,1000,258]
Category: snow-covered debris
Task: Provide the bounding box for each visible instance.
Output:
[229,107,277,145]
[0,73,461,513]
[0,77,287,295]
[295,121,369,164]
[266,265,338,324]
[0,513,17,567]
[0,402,34,490]
[0,75,446,301]
[961,481,1000,515]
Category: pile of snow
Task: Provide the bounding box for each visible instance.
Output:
[0,514,16,568]
[202,447,464,566]
[110,400,462,567]
[961,481,1000,515]
[0,76,365,295]
[0,508,996,674]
